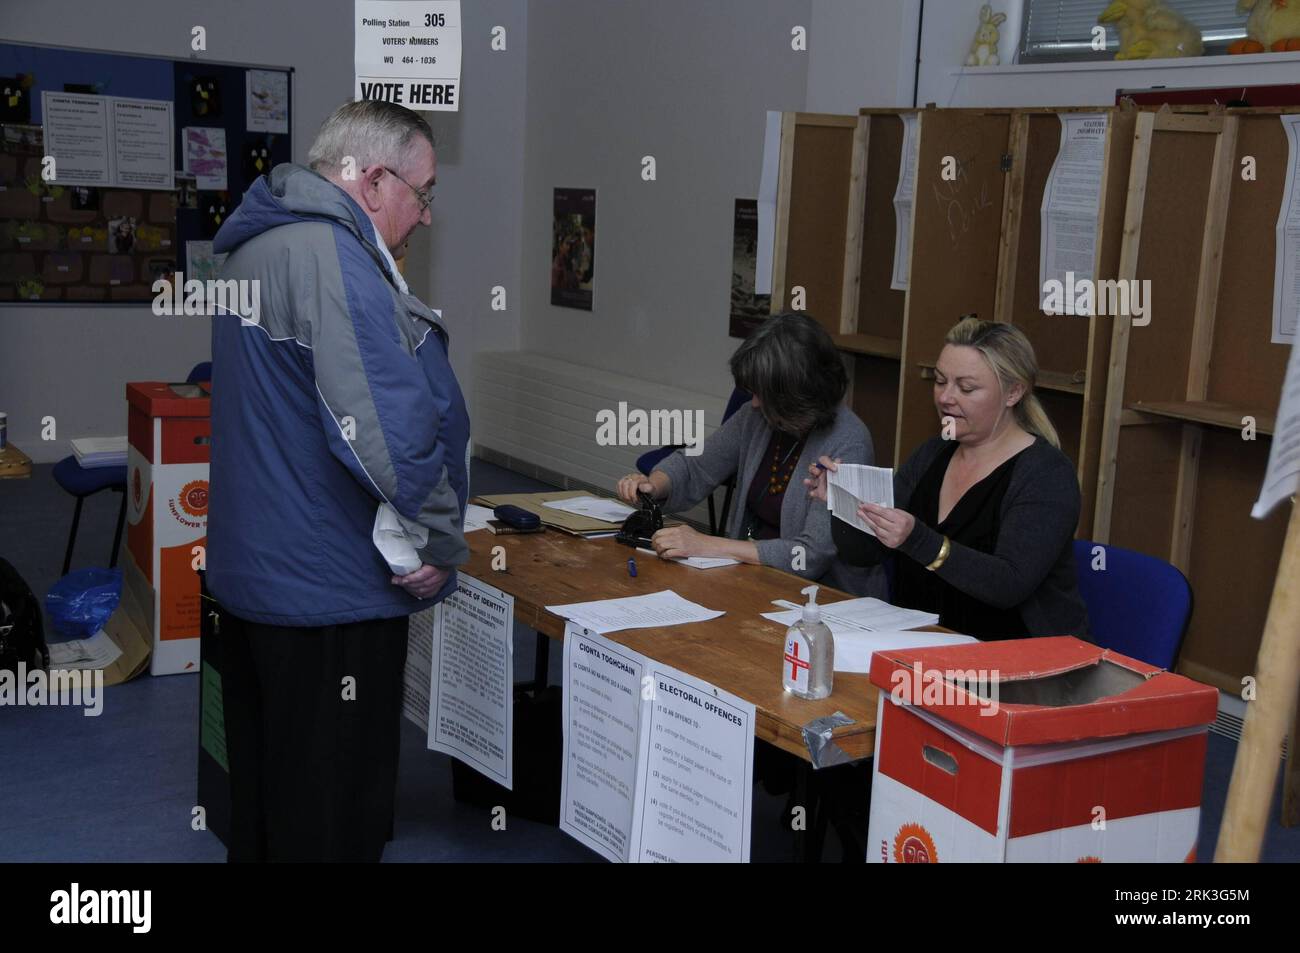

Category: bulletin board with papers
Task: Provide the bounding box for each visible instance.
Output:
[0,41,291,304]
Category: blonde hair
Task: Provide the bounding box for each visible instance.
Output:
[944,316,1060,449]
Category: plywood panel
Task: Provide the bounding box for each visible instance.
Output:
[897,110,1011,464]
[1181,431,1289,688]
[1121,130,1217,405]
[1109,423,1183,557]
[783,120,856,335]
[850,354,900,467]
[856,112,908,341]
[1209,112,1292,412]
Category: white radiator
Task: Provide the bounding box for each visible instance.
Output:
[472,351,732,526]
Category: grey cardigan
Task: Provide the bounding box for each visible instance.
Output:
[656,403,888,598]
[832,436,1090,637]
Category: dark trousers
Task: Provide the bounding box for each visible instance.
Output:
[220,610,410,862]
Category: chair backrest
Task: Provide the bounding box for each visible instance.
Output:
[1073,539,1192,670]
[187,361,212,384]
[722,387,751,423]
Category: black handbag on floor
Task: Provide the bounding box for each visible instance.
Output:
[0,557,49,674]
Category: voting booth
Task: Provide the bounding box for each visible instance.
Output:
[125,381,210,676]
[866,637,1218,863]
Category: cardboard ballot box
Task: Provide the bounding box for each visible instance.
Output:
[125,381,210,676]
[866,637,1219,863]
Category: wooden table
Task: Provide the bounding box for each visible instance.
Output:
[0,442,32,479]
[463,526,887,765]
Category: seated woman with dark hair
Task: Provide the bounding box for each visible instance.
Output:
[616,312,887,597]
[807,316,1089,638]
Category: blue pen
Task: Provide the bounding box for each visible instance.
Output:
[627,558,637,578]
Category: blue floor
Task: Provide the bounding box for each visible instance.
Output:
[2,458,1297,862]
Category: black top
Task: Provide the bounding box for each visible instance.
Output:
[894,439,1031,639]
[832,436,1090,639]
[741,429,805,541]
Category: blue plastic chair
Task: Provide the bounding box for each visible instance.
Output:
[636,388,750,535]
[1073,539,1192,670]
[53,361,211,576]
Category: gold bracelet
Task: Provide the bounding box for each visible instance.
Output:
[926,536,951,572]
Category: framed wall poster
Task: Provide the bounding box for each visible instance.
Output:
[729,198,771,338]
[551,187,595,310]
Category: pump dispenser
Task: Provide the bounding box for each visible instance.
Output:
[782,584,834,700]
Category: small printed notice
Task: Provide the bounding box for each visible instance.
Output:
[427,573,515,788]
[560,624,755,863]
[42,92,175,191]
[1272,115,1300,345]
[1253,341,1300,518]
[891,113,920,291]
[354,0,462,110]
[1040,112,1107,314]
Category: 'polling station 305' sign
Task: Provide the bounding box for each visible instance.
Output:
[354,0,462,111]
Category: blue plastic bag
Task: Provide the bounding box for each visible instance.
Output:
[45,568,123,639]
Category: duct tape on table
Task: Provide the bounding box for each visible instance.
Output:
[801,710,856,769]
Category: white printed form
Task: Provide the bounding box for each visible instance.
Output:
[560,625,755,863]
[1040,112,1106,314]
[1273,115,1300,345]
[827,464,894,536]
[891,113,920,291]
[427,573,514,789]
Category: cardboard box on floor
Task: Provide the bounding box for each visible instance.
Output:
[125,381,210,675]
[866,637,1219,863]
[93,564,152,686]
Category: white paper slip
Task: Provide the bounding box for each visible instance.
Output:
[674,556,740,569]
[830,629,977,674]
[770,596,939,632]
[827,464,894,536]
[1254,340,1300,517]
[547,590,724,634]
[463,503,494,533]
[48,630,124,670]
[542,495,636,523]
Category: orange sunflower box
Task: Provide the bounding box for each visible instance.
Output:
[866,636,1218,863]
[125,381,211,676]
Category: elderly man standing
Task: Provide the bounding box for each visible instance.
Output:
[206,100,469,862]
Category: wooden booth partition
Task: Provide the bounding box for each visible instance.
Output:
[990,107,1137,534]
[1094,108,1295,692]
[769,112,859,337]
[894,109,1012,467]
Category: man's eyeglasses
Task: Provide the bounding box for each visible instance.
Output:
[381,166,433,211]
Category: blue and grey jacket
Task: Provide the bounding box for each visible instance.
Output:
[206,163,469,625]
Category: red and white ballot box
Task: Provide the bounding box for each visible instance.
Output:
[866,636,1219,863]
[125,381,210,676]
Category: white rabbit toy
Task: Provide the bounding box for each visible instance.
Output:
[966,4,1007,66]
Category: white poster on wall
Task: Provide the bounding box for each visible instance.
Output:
[1040,112,1107,314]
[354,0,462,111]
[42,92,173,190]
[1272,115,1300,345]
[891,113,920,291]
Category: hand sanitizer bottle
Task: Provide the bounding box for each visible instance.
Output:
[782,584,834,700]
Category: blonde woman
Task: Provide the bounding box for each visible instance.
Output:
[807,317,1088,639]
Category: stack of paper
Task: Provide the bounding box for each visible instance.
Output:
[463,503,494,533]
[542,495,635,523]
[827,464,894,536]
[765,596,939,632]
[71,436,128,469]
[547,589,724,634]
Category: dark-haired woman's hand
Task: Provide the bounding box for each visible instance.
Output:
[859,503,915,549]
[803,455,840,503]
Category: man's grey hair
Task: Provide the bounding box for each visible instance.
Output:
[307,100,435,177]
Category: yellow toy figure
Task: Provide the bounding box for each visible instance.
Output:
[1229,0,1300,54]
[1098,0,1204,59]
